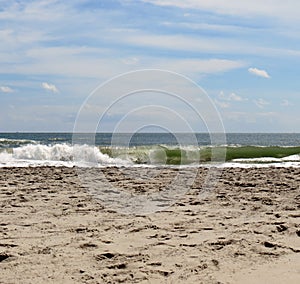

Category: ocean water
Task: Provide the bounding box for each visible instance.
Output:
[0,133,299,167]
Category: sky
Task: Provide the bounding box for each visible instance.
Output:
[0,0,300,132]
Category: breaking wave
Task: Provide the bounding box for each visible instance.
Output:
[0,143,299,167]
[100,145,300,165]
[0,144,130,167]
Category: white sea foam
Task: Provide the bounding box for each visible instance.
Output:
[232,157,282,163]
[0,144,130,167]
[281,154,300,161]
[232,154,300,164]
[0,138,38,147]
[0,138,37,143]
[221,162,300,168]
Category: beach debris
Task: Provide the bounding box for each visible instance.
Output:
[0,253,10,262]
[157,270,174,277]
[276,224,288,232]
[79,243,98,249]
[263,241,277,248]
[147,262,162,266]
[107,263,127,269]
[96,252,116,260]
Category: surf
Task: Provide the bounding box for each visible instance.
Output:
[0,132,299,167]
[100,145,300,165]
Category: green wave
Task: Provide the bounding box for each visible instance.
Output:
[225,146,300,160]
[100,145,300,165]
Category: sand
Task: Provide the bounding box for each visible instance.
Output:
[0,166,299,283]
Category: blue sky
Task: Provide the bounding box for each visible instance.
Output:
[0,0,299,132]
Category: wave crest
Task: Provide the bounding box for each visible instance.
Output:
[12,144,130,166]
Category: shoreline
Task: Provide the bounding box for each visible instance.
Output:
[1,166,299,283]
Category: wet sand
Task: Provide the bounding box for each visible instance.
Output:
[0,166,299,283]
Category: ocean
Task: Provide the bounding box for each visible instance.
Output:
[0,133,299,167]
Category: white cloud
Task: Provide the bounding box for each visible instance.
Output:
[228,93,244,101]
[0,2,299,86]
[223,111,277,120]
[161,21,259,34]
[254,98,270,108]
[0,44,246,78]
[0,86,14,93]
[214,99,230,109]
[218,91,247,102]
[248,67,270,79]
[42,82,59,93]
[281,99,292,106]
[118,32,252,55]
[156,58,245,75]
[142,0,300,23]
[121,57,139,65]
[112,31,300,59]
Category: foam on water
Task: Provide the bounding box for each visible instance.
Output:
[232,154,300,164]
[0,142,299,168]
[281,154,300,161]
[0,138,38,148]
[0,144,130,167]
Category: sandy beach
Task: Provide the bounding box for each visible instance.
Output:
[0,166,299,283]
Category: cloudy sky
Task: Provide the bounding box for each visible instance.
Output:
[0,0,299,132]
